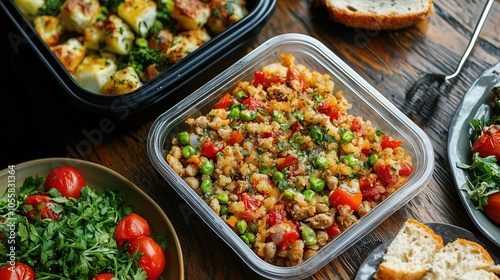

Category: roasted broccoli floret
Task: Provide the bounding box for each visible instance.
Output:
[37,0,64,16]
[119,38,168,80]
[99,0,124,13]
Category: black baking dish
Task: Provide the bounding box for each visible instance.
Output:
[0,0,276,116]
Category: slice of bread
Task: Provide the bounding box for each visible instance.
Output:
[318,0,433,30]
[373,218,444,280]
[423,238,500,280]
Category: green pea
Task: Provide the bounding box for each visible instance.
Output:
[301,227,317,246]
[323,195,330,206]
[236,220,247,234]
[135,37,148,48]
[201,161,214,175]
[177,131,189,145]
[342,131,355,142]
[260,165,271,174]
[240,110,257,121]
[283,188,295,200]
[311,127,323,142]
[200,179,212,193]
[368,154,378,166]
[302,189,315,202]
[241,232,256,244]
[229,107,240,119]
[217,193,229,204]
[309,177,325,192]
[315,157,328,170]
[220,204,228,215]
[272,171,284,184]
[235,90,246,99]
[344,154,358,167]
[182,145,196,159]
[272,111,286,123]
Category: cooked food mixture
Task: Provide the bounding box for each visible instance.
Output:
[14,0,248,95]
[166,53,415,266]
[0,166,166,279]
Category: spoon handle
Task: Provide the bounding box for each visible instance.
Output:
[445,0,495,81]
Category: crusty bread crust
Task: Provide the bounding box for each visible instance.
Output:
[373,218,444,280]
[322,0,433,30]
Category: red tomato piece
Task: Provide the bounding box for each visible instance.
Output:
[484,192,500,225]
[226,131,244,145]
[398,162,415,176]
[380,135,403,150]
[359,175,386,202]
[316,101,340,121]
[281,230,299,250]
[127,235,165,280]
[241,97,264,110]
[0,262,35,280]
[22,194,61,223]
[375,164,399,186]
[253,70,266,88]
[44,166,86,199]
[329,188,363,211]
[92,273,115,280]
[267,209,285,226]
[114,213,151,248]
[326,224,341,237]
[201,140,221,159]
[214,93,234,109]
[471,125,500,161]
[277,155,298,171]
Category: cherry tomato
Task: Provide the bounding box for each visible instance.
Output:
[484,192,500,225]
[115,213,151,248]
[44,166,86,199]
[471,125,500,161]
[92,273,115,280]
[0,262,35,280]
[22,194,61,223]
[359,175,386,202]
[329,188,363,211]
[127,235,165,280]
[201,140,221,159]
[241,97,264,110]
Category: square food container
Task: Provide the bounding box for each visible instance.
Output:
[147,33,435,279]
[0,0,276,116]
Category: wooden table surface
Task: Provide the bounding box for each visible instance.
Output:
[2,0,499,279]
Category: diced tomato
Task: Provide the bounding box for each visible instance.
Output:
[375,164,399,186]
[380,135,402,150]
[201,140,221,159]
[317,101,340,121]
[329,188,363,211]
[277,155,298,171]
[281,230,299,250]
[291,122,303,132]
[252,70,284,90]
[215,93,234,109]
[268,209,285,226]
[471,125,500,161]
[398,162,415,176]
[351,118,364,133]
[226,131,244,145]
[242,193,259,211]
[326,224,341,237]
[359,175,386,202]
[242,97,264,110]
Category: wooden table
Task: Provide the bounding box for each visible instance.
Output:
[2,0,499,279]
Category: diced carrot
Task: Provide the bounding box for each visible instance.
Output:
[226,215,238,228]
[186,155,200,166]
